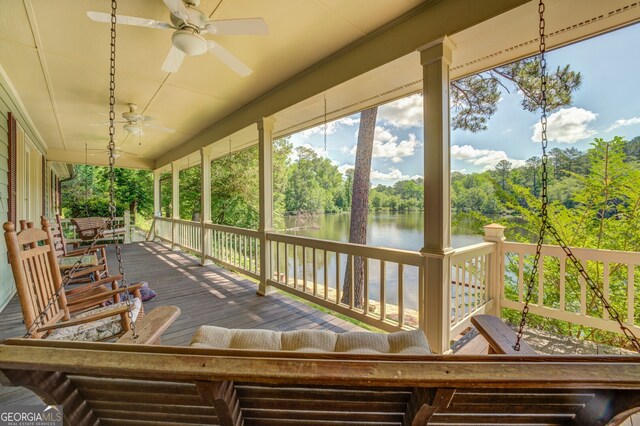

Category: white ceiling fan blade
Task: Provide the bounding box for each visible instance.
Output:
[205,18,269,35]
[162,45,186,73]
[207,41,252,77]
[87,11,174,29]
[143,123,176,133]
[162,0,191,22]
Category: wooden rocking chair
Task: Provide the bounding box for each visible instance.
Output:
[4,219,149,340]
[48,214,109,283]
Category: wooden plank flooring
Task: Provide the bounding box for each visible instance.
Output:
[0,241,364,406]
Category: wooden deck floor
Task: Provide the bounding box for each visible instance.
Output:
[0,241,364,406]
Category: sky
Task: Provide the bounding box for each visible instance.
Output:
[289,22,640,186]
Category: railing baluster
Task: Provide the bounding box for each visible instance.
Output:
[302,246,307,293]
[323,250,328,300]
[349,255,354,310]
[559,255,566,311]
[380,260,386,321]
[363,258,369,316]
[293,245,297,290]
[580,261,587,316]
[312,248,317,296]
[276,241,280,283]
[628,264,635,326]
[603,261,610,320]
[398,263,404,327]
[538,255,544,306]
[284,243,289,286]
[336,253,341,304]
[518,253,524,303]
[474,257,479,312]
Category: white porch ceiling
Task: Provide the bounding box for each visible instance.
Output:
[0,0,638,171]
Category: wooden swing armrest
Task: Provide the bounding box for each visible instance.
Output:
[37,306,131,332]
[471,315,537,355]
[117,306,181,345]
[66,284,144,306]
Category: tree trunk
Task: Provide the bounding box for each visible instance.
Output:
[341,107,377,308]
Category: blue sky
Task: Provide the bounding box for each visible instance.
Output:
[290,23,640,186]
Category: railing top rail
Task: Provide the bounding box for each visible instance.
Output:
[205,222,261,238]
[267,232,423,266]
[451,242,495,257]
[504,241,640,263]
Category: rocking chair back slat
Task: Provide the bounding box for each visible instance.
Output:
[4,220,70,338]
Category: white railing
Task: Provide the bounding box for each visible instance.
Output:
[149,217,260,280]
[57,211,131,244]
[502,241,640,337]
[266,233,424,333]
[449,242,495,337]
[206,223,260,280]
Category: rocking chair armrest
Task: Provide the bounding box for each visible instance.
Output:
[117,306,181,345]
[66,245,107,256]
[66,284,144,307]
[65,265,105,278]
[36,306,131,332]
[85,274,124,287]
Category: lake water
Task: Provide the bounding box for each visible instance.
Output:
[283,211,484,250]
[277,211,485,311]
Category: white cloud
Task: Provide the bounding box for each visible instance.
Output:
[371,168,408,181]
[378,94,423,128]
[451,145,526,170]
[410,174,423,181]
[606,116,640,132]
[337,164,354,175]
[531,107,597,144]
[351,127,421,162]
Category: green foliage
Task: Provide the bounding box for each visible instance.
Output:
[452,57,581,132]
[61,165,153,219]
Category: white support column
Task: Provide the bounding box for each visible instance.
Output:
[171,161,180,249]
[484,223,506,317]
[419,37,455,354]
[200,147,212,266]
[257,117,276,296]
[153,169,161,217]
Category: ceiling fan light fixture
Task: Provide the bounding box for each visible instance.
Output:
[124,123,144,136]
[172,28,207,56]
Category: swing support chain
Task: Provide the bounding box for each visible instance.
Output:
[514,0,640,353]
[107,0,137,340]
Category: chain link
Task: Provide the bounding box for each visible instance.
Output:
[514,0,640,353]
[107,0,137,340]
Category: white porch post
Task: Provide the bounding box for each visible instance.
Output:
[171,161,180,249]
[484,223,506,317]
[153,169,161,217]
[257,117,275,296]
[200,147,212,266]
[420,37,455,354]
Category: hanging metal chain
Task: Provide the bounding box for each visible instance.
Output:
[107,0,137,339]
[514,0,640,353]
[323,93,328,152]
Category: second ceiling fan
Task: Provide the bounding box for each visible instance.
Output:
[87,0,268,76]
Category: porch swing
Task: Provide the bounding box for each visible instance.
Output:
[0,1,639,425]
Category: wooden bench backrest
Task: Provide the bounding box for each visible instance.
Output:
[0,338,639,426]
[71,217,106,240]
[3,219,69,338]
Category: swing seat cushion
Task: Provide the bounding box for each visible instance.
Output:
[47,298,142,342]
[190,326,431,354]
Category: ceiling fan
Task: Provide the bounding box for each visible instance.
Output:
[87,0,268,75]
[91,103,176,136]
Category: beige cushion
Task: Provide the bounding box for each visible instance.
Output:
[190,326,430,354]
[281,329,338,352]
